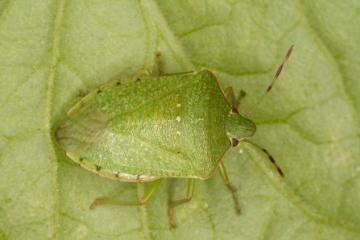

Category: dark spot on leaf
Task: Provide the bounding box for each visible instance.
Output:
[95,165,102,171]
[79,157,84,162]
[116,81,121,86]
[114,172,120,177]
[136,78,140,82]
[97,89,102,94]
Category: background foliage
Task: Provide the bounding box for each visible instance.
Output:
[0,0,359,239]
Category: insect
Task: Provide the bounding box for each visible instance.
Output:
[55,46,293,229]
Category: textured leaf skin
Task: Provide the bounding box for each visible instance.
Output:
[56,70,255,180]
[1,0,360,239]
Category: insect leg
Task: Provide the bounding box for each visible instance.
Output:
[77,90,88,98]
[168,179,195,229]
[241,139,284,177]
[224,87,246,113]
[224,87,236,109]
[89,179,162,209]
[154,51,164,76]
[218,162,241,214]
[235,89,246,110]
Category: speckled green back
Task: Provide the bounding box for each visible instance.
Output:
[56,70,231,179]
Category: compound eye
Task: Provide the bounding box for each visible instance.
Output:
[231,138,240,147]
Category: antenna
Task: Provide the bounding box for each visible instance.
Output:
[248,45,294,115]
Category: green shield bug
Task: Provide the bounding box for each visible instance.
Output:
[56,46,293,229]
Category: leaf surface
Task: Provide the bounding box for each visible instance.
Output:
[0,0,359,239]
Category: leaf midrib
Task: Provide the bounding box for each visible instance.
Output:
[47,0,68,239]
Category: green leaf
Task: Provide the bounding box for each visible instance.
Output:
[0,0,359,239]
